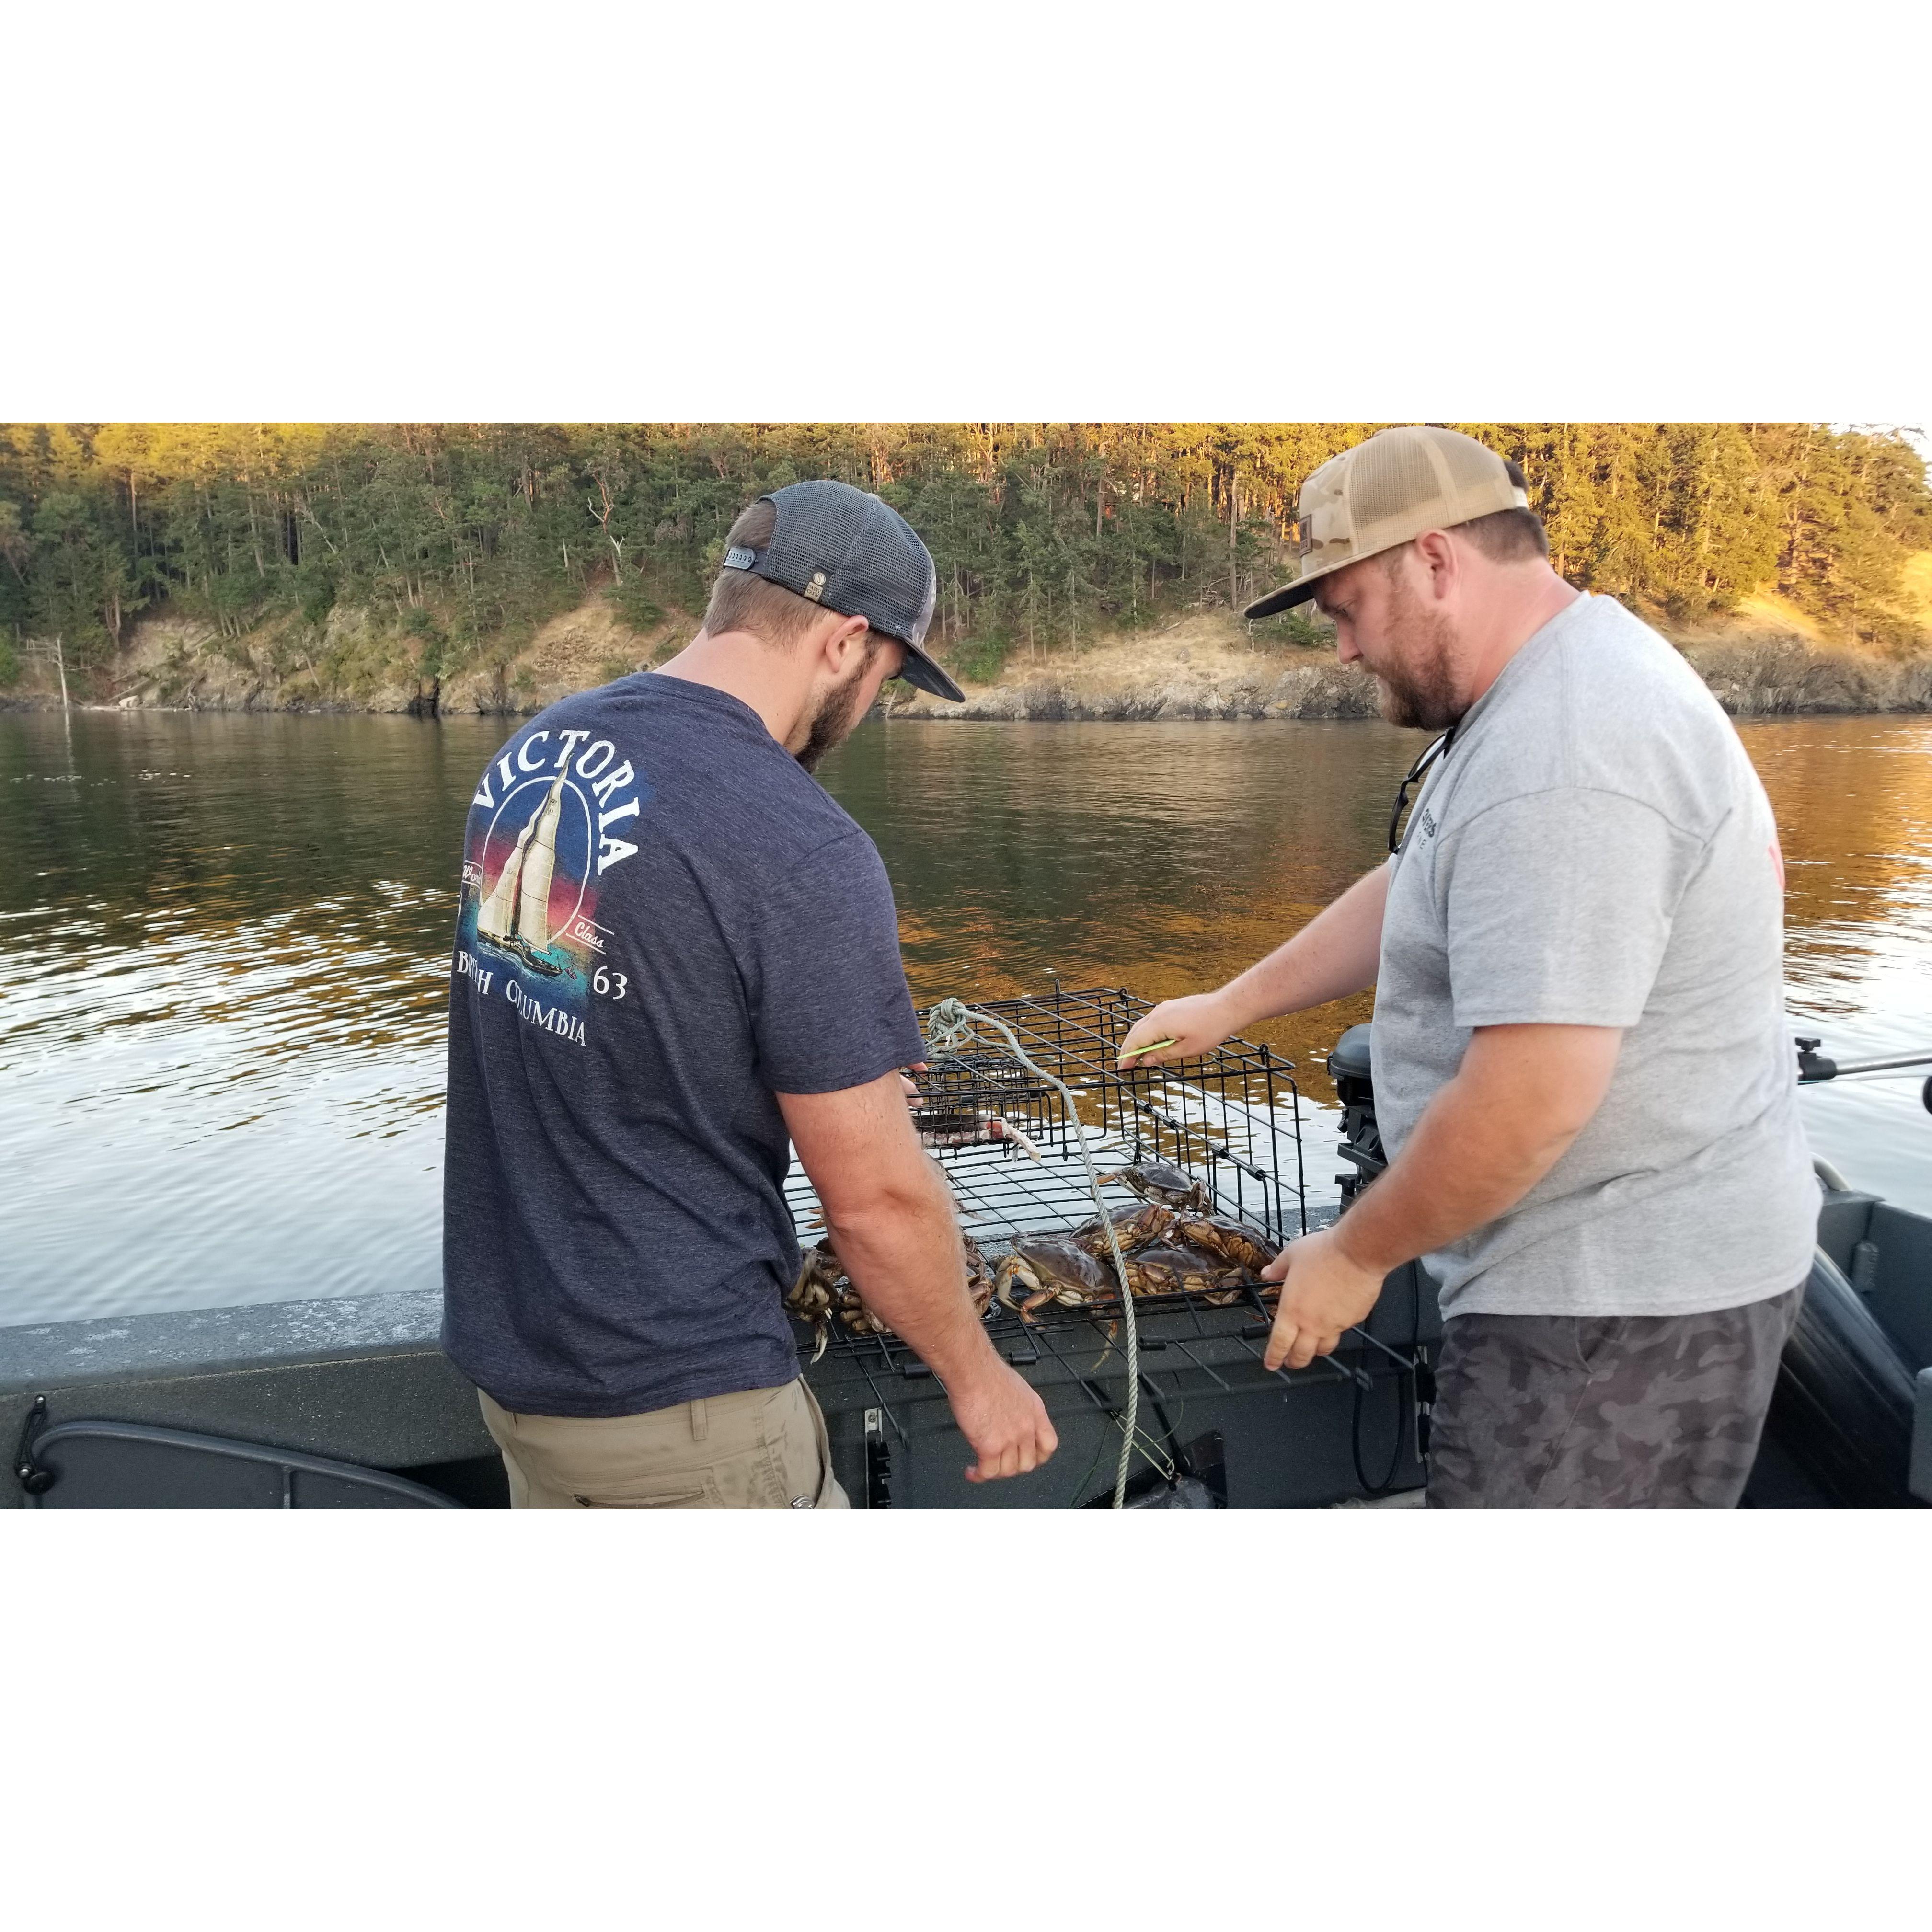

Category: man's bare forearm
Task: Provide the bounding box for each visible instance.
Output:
[826,1161,999,1386]
[1332,1024,1621,1277]
[1217,864,1390,1030]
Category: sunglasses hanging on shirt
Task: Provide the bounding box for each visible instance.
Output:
[1388,730,1455,855]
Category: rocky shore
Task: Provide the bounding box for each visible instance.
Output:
[1676,638,1932,717]
[7,596,1930,722]
[885,629,1382,722]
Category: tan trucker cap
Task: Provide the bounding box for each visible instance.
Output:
[1243,426,1530,619]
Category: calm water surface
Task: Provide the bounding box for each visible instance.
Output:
[4,708,1930,1326]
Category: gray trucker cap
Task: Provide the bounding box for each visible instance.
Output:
[720,478,963,702]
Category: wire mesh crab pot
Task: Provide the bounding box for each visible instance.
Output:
[905,1050,1059,1152]
[787,986,1439,1510]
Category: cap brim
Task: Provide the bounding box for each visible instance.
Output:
[1243,572,1328,621]
[891,639,966,703]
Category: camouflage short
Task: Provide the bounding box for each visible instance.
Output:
[1426,1284,1805,1509]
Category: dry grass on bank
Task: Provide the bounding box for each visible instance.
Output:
[11,575,1932,719]
[1670,568,1932,714]
[440,601,680,714]
[886,613,1380,720]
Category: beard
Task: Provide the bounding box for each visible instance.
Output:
[1368,571,1465,731]
[793,644,882,773]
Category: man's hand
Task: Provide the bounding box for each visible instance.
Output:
[1260,1225,1385,1372]
[1118,991,1239,1070]
[948,1360,1059,1482]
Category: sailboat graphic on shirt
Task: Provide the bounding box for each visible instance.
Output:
[475,771,569,977]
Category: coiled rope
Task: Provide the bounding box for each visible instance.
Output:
[924,997,1141,1511]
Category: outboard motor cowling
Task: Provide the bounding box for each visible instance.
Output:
[1327,1023,1384,1207]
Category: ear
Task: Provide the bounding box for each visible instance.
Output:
[1413,529,1460,600]
[817,611,872,672]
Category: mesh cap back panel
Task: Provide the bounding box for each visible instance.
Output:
[764,482,938,649]
[1437,430,1506,495]
[766,491,857,593]
[1348,434,1447,536]
[745,478,958,698]
[829,507,937,649]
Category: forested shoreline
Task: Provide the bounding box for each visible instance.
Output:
[3,423,1928,711]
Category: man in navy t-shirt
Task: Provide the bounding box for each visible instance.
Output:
[441,481,1057,1506]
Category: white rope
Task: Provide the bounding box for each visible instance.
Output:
[925,997,1141,1511]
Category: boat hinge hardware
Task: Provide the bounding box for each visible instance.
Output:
[862,1407,893,1510]
[1794,1037,1840,1082]
[13,1396,55,1496]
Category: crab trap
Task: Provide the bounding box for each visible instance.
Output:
[785,986,1441,1510]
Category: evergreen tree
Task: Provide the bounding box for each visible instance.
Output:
[0,421,1925,694]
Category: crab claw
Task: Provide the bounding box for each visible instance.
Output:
[993,1254,1045,1319]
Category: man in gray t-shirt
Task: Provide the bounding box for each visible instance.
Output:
[1121,426,1814,1508]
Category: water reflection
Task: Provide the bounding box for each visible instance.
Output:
[1739,718,1932,1214]
[2,707,1928,1328]
[820,720,1416,1072]
[1,712,492,1324]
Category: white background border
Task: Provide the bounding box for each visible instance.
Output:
[7,3,1928,1924]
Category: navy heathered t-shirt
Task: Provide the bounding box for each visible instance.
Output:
[440,673,926,1418]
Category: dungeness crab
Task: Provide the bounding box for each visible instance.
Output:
[786,1231,996,1359]
[1070,1200,1180,1257]
[992,1234,1118,1316]
[1098,1159,1212,1215]
[785,1239,851,1361]
[1168,1214,1275,1280]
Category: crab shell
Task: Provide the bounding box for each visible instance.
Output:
[789,1230,996,1347]
[963,1235,997,1317]
[1104,1162,1212,1213]
[1123,1245,1220,1298]
[995,1234,1117,1314]
[786,1240,847,1315]
[787,1241,852,1359]
[1072,1201,1179,1260]
[1171,1216,1275,1278]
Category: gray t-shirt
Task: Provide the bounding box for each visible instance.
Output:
[1374,591,1817,1320]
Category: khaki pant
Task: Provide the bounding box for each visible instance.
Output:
[478,1377,850,1510]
